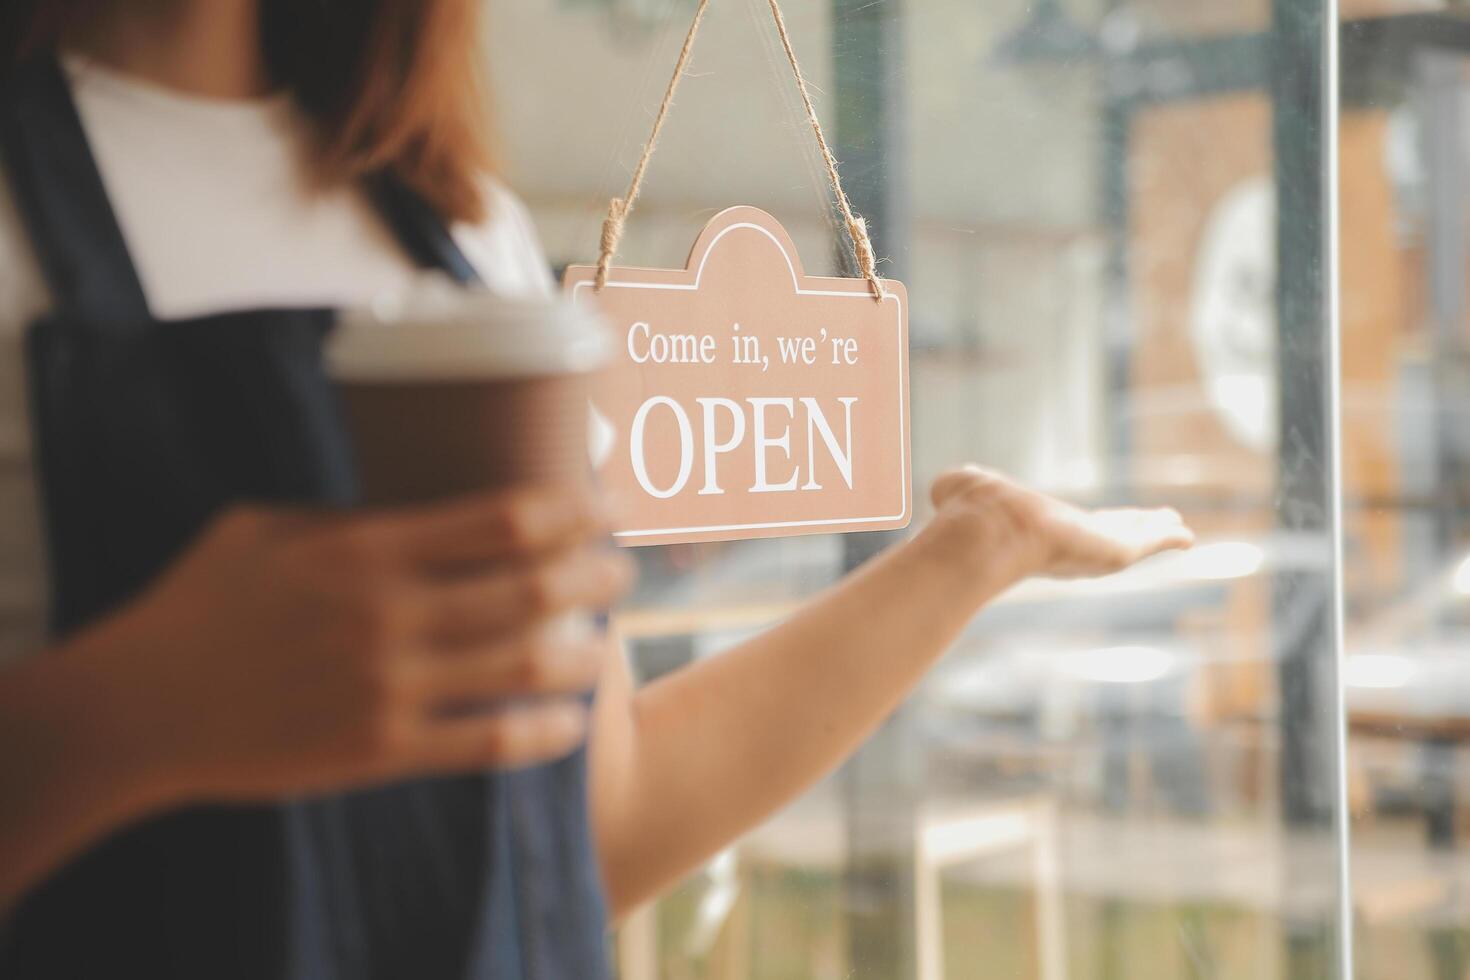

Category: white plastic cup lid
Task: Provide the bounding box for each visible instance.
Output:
[327,275,611,382]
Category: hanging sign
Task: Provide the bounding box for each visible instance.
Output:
[565,206,910,547]
[564,0,910,545]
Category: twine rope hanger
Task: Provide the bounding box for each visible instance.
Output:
[594,0,888,301]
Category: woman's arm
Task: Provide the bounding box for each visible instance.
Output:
[591,467,1193,916]
[0,487,629,910]
[0,629,169,916]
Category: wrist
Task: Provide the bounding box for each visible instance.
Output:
[913,496,1041,603]
[0,628,183,908]
[20,618,188,819]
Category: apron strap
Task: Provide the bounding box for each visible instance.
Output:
[0,56,152,325]
[368,175,484,287]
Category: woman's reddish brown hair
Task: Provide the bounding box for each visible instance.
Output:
[1,0,496,223]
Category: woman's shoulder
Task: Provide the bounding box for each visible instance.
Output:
[450,177,556,299]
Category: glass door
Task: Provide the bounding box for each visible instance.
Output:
[488,0,1347,976]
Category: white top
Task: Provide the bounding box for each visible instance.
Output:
[0,55,556,662]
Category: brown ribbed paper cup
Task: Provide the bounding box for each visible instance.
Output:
[327,286,611,507]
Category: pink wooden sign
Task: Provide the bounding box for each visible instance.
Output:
[564,206,911,547]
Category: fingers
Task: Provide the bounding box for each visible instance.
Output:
[416,548,633,645]
[1153,511,1196,552]
[1103,508,1196,563]
[377,486,615,571]
[412,700,589,773]
[413,632,608,704]
[1131,508,1194,552]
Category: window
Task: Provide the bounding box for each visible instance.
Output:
[491,1,1355,976]
[1341,10,1470,980]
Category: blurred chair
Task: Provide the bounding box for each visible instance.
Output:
[915,796,1066,980]
[616,796,1065,980]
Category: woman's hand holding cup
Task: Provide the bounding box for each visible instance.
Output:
[71,486,632,808]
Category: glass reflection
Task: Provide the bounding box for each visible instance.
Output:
[492,0,1345,976]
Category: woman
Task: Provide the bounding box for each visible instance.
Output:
[0,1,1194,977]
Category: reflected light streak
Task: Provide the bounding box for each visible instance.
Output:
[1344,654,1416,690]
[1453,555,1470,596]
[1060,645,1173,685]
[1174,541,1266,581]
[1003,539,1266,606]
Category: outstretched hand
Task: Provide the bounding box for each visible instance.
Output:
[929,465,1195,583]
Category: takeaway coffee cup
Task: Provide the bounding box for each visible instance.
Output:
[326,281,612,507]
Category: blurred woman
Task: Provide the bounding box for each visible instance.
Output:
[0,1,1193,977]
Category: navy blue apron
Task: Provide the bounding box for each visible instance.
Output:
[0,57,608,980]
